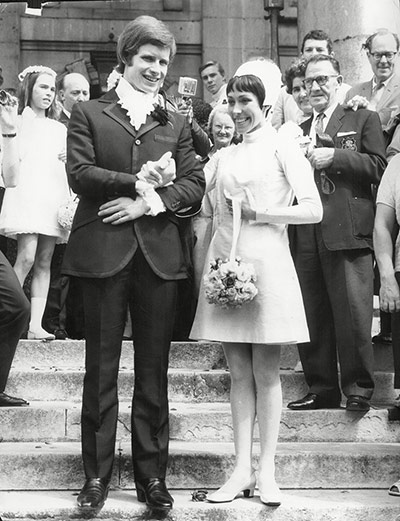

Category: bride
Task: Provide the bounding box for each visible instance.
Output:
[190,58,322,506]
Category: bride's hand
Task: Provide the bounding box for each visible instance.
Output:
[241,188,256,220]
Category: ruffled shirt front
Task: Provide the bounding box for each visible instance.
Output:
[115,77,160,131]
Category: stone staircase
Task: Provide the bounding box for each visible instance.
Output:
[0,332,400,520]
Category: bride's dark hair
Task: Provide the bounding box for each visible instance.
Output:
[227,75,265,109]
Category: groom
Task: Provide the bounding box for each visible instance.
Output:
[63,15,204,512]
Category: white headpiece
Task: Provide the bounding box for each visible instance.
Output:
[18,65,57,82]
[234,58,282,107]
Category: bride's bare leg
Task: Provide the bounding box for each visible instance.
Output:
[253,343,282,505]
[207,342,256,502]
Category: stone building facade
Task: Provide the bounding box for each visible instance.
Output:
[0,0,399,100]
[0,0,297,101]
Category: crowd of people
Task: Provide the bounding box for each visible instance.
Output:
[1,13,400,514]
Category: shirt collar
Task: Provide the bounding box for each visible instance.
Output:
[313,102,338,125]
[372,75,391,89]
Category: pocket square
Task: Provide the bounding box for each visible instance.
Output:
[337,131,357,137]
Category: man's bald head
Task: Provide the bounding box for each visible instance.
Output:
[58,72,90,113]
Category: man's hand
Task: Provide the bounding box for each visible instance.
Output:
[307,147,335,170]
[380,276,400,313]
[98,196,150,225]
[176,98,193,124]
[137,151,176,188]
[346,95,369,112]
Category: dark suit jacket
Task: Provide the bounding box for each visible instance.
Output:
[62,89,205,280]
[344,74,400,130]
[58,110,70,128]
[300,104,387,251]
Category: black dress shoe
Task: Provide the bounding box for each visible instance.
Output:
[346,395,370,412]
[372,332,392,345]
[77,478,110,509]
[136,477,174,511]
[53,329,69,340]
[0,392,29,407]
[287,393,340,410]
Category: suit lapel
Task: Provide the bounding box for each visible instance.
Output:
[377,74,400,111]
[325,104,345,139]
[103,102,137,138]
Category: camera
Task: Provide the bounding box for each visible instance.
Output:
[178,77,197,97]
[0,90,17,107]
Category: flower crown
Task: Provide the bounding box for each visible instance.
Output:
[18,65,57,82]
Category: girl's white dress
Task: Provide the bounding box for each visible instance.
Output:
[190,122,322,345]
[0,107,70,243]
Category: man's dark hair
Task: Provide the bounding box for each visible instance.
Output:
[199,60,225,77]
[301,29,333,55]
[362,29,400,52]
[305,53,341,75]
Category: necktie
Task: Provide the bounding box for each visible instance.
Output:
[370,82,384,109]
[314,112,335,195]
[315,112,325,137]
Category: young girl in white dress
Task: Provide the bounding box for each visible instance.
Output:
[190,59,323,506]
[0,66,70,340]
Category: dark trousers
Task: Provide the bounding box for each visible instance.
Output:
[293,224,375,399]
[391,273,400,388]
[0,251,30,391]
[43,244,69,333]
[80,247,177,482]
[43,244,85,338]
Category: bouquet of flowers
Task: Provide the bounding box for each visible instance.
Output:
[203,257,258,309]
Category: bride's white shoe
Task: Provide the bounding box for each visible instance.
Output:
[207,472,256,503]
[258,478,282,506]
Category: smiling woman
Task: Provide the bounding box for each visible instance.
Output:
[190,58,322,507]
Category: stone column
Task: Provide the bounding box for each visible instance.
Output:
[0,3,22,90]
[201,0,271,103]
[297,0,400,84]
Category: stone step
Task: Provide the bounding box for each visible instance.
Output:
[0,489,398,521]
[15,339,301,370]
[13,339,395,372]
[0,441,398,490]
[5,368,398,404]
[1,401,399,444]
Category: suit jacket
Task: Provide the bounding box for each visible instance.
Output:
[300,104,387,251]
[344,74,400,130]
[62,89,205,280]
[58,110,70,128]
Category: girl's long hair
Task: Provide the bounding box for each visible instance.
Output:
[18,71,60,119]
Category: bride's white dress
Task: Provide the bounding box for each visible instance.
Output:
[190,122,321,345]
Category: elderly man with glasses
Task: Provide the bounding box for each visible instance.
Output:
[288,53,387,413]
[345,29,400,130]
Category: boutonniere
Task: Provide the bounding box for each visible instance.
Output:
[151,104,169,126]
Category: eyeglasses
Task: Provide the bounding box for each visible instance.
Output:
[304,75,338,89]
[368,51,397,62]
